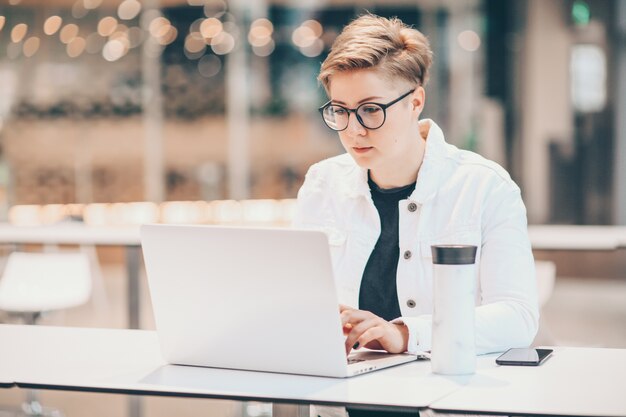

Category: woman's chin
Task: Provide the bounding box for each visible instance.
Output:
[348,151,377,168]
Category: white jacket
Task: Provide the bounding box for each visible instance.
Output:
[293,119,539,355]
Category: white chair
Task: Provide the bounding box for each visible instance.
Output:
[0,251,92,416]
[0,252,92,323]
[42,243,109,315]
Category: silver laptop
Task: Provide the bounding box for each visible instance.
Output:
[141,224,420,378]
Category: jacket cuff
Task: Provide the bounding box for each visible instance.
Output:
[392,315,433,354]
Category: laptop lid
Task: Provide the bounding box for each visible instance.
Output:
[141,224,351,377]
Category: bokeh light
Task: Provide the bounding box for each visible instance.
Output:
[457,30,481,52]
[248,18,273,48]
[83,0,103,10]
[11,23,28,43]
[102,39,127,61]
[210,31,235,55]
[198,54,222,77]
[200,17,223,39]
[98,16,118,37]
[185,33,206,59]
[146,17,177,46]
[203,0,227,18]
[250,19,272,35]
[67,36,86,58]
[252,39,275,57]
[60,23,80,44]
[291,20,324,56]
[149,17,171,37]
[118,0,142,21]
[292,25,316,48]
[300,38,324,57]
[302,19,323,37]
[184,34,205,59]
[155,25,177,46]
[109,30,130,50]
[114,23,129,35]
[72,0,88,19]
[23,36,40,57]
[44,16,63,35]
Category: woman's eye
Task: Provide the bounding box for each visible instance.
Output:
[362,106,381,114]
[333,108,346,115]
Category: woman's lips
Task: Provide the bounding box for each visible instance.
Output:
[353,146,373,154]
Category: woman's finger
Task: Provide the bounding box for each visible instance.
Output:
[340,308,376,325]
[339,304,354,313]
[356,326,386,351]
[344,318,379,353]
[340,309,361,327]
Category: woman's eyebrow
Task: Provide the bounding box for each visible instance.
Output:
[331,96,384,105]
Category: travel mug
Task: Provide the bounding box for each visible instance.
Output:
[430,245,478,375]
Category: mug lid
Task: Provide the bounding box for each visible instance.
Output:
[431,245,477,265]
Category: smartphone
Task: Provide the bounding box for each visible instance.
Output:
[495,348,553,366]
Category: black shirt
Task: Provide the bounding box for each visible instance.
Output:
[358,173,416,321]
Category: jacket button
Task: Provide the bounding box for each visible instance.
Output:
[403,250,412,260]
[407,299,416,308]
[408,202,418,212]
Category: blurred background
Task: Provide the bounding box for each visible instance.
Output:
[0,0,624,224]
[0,0,625,416]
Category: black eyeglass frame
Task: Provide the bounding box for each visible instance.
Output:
[318,88,416,131]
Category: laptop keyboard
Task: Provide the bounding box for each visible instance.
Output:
[347,357,365,365]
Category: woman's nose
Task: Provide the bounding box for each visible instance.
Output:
[346,112,366,136]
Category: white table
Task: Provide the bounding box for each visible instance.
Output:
[2,325,626,416]
[431,346,626,416]
[528,225,626,250]
[0,324,457,413]
[0,223,142,328]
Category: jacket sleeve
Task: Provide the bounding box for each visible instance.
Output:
[292,163,326,229]
[396,180,539,355]
[473,180,539,354]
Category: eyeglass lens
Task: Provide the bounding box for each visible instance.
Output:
[322,104,385,131]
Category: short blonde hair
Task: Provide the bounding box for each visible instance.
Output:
[318,14,433,92]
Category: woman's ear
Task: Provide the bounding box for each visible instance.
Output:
[411,86,426,116]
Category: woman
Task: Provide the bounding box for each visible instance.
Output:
[293,13,539,417]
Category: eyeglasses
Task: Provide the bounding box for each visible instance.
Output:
[318,89,415,131]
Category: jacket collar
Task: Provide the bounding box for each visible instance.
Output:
[344,119,448,204]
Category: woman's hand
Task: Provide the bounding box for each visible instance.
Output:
[339,305,409,355]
